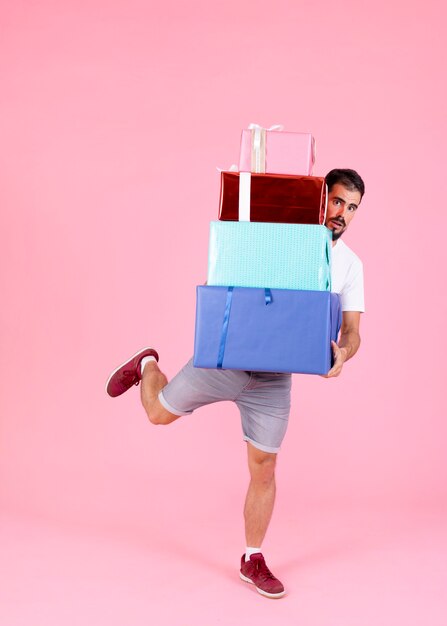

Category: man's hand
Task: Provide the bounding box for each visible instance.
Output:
[322,311,362,379]
[324,341,348,378]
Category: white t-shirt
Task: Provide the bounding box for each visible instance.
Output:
[331,239,365,312]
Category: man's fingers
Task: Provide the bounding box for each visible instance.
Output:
[326,342,344,377]
[331,341,342,364]
[327,364,340,376]
[326,366,341,378]
[331,340,340,355]
[321,342,344,378]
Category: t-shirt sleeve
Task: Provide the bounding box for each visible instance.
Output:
[340,259,365,312]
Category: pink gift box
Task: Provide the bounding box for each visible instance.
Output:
[238,126,315,176]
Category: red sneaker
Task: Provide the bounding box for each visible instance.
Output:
[106,347,159,397]
[240,553,285,598]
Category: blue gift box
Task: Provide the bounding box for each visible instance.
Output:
[207,221,332,291]
[193,286,342,375]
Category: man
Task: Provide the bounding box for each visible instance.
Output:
[106,168,365,599]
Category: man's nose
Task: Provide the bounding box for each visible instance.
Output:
[334,204,347,218]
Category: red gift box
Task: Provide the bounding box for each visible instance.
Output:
[218,172,327,225]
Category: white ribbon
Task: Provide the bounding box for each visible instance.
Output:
[247,123,285,132]
[252,128,265,173]
[217,125,285,172]
[247,123,284,174]
[238,172,251,221]
[216,163,238,172]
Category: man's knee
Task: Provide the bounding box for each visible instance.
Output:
[144,399,176,425]
[248,444,277,484]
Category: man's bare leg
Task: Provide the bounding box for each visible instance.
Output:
[140,360,180,425]
[239,443,285,597]
[244,442,277,547]
[140,365,278,542]
[108,352,285,596]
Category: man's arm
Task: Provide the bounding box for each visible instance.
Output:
[325,311,361,378]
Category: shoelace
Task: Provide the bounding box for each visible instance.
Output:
[255,559,276,582]
[122,369,140,386]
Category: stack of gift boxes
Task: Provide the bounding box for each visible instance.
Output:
[193,124,342,376]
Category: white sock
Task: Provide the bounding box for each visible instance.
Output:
[245,546,262,562]
[140,355,157,374]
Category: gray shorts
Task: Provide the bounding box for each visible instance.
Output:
[158,358,292,453]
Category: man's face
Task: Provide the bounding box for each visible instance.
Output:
[325,183,361,241]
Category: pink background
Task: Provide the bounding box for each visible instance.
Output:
[1,0,446,623]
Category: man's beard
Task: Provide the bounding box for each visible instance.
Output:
[331,229,345,241]
[329,218,346,241]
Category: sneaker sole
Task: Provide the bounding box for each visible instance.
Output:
[105,347,158,397]
[239,572,286,599]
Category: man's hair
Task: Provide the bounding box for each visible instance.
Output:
[325,168,365,199]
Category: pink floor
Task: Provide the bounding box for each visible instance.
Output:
[1,1,446,624]
[2,504,446,626]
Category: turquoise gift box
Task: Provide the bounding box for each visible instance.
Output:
[207,221,332,291]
